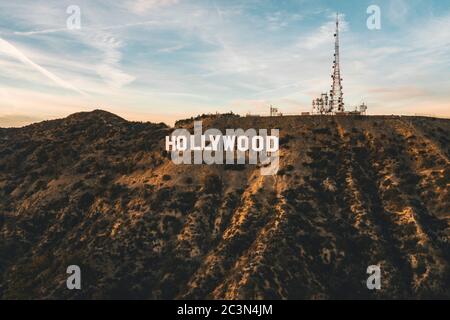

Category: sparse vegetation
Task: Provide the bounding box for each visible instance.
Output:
[0,111,449,300]
[202,173,222,194]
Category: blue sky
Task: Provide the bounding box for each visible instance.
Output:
[0,0,449,126]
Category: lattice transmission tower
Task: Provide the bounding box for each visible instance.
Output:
[330,13,344,113]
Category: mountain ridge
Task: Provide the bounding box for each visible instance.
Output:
[0,110,449,299]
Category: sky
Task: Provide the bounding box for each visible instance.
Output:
[0,0,449,126]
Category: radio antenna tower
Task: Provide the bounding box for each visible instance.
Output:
[330,13,344,113]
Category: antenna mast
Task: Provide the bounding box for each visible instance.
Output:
[330,13,344,113]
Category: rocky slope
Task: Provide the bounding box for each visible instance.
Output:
[0,110,449,299]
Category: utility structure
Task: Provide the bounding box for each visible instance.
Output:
[269,105,279,117]
[312,13,350,115]
[312,93,329,114]
[359,103,367,115]
[330,13,344,113]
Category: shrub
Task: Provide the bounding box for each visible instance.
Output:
[78,192,94,209]
[107,183,128,199]
[313,128,331,135]
[296,201,314,212]
[203,174,222,194]
[285,164,294,172]
[279,134,293,145]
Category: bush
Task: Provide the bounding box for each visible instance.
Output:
[108,184,128,199]
[296,201,314,212]
[279,134,294,145]
[313,128,332,135]
[203,174,222,194]
[353,147,369,161]
[78,192,94,209]
[285,164,294,172]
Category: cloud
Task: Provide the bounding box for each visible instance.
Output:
[84,32,136,88]
[14,28,68,36]
[302,14,348,50]
[12,21,163,37]
[0,114,43,127]
[368,86,429,99]
[0,37,86,96]
[266,12,289,30]
[387,0,409,25]
[129,0,179,14]
[0,0,449,126]
[157,44,185,53]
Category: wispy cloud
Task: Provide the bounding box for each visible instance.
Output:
[0,0,449,127]
[14,28,68,36]
[129,0,179,15]
[0,114,43,127]
[302,14,348,50]
[157,44,185,53]
[85,32,136,88]
[0,37,86,95]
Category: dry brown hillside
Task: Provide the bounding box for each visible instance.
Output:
[0,110,449,299]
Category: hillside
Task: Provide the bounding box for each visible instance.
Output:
[0,111,449,299]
